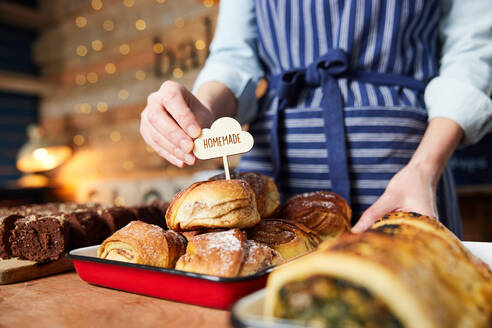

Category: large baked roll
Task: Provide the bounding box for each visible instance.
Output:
[247,219,321,260]
[97,221,186,268]
[265,212,492,328]
[210,171,280,218]
[175,229,282,277]
[165,179,261,231]
[277,191,351,240]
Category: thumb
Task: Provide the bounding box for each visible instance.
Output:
[352,194,395,233]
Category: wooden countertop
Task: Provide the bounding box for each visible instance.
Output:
[0,272,232,328]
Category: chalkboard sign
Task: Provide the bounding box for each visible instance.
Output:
[449,133,492,186]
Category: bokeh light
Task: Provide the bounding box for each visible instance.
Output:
[87,72,98,83]
[97,102,108,112]
[110,131,121,142]
[91,0,103,11]
[135,19,147,31]
[118,89,129,100]
[135,70,147,81]
[119,43,131,55]
[103,20,114,31]
[91,40,103,51]
[73,135,85,146]
[76,45,88,57]
[105,63,116,74]
[75,16,87,28]
[173,68,183,78]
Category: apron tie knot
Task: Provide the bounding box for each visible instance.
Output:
[267,49,427,205]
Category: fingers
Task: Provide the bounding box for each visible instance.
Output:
[144,103,195,153]
[352,193,396,233]
[140,114,196,166]
[158,81,202,138]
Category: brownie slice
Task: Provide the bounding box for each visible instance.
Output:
[150,200,170,217]
[62,209,110,249]
[98,206,137,234]
[129,205,167,229]
[0,214,22,259]
[10,215,69,262]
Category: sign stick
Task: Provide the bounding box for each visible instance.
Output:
[222,155,231,180]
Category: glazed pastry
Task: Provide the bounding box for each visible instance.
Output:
[98,221,186,268]
[166,179,261,231]
[247,218,321,260]
[277,191,351,240]
[175,229,282,277]
[265,212,492,328]
[210,171,280,218]
[239,240,283,276]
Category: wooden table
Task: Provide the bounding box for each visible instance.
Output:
[0,272,232,328]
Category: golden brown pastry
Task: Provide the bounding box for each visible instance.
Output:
[277,191,351,240]
[165,179,261,231]
[97,220,186,268]
[210,171,280,218]
[175,229,282,277]
[265,212,492,328]
[247,218,321,260]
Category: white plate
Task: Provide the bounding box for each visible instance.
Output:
[231,241,492,328]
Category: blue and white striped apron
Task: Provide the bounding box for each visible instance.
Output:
[237,0,462,236]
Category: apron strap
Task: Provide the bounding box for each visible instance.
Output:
[268,48,427,206]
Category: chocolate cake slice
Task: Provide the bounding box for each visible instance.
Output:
[98,206,137,234]
[0,214,22,259]
[62,209,110,249]
[129,204,167,229]
[10,215,69,262]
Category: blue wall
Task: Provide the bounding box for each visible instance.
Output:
[0,8,39,185]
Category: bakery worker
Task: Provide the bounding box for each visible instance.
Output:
[140,0,492,236]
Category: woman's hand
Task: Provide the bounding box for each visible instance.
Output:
[352,117,464,233]
[140,81,237,167]
[352,163,438,232]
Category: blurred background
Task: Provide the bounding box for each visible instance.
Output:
[0,0,490,241]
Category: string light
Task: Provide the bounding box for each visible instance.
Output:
[114,196,125,206]
[145,145,154,152]
[135,70,147,81]
[76,45,88,57]
[203,0,214,8]
[73,135,85,146]
[91,0,103,10]
[135,19,146,31]
[105,63,116,74]
[97,102,108,112]
[75,74,86,85]
[119,44,130,55]
[156,0,166,3]
[174,17,185,28]
[123,160,134,170]
[91,40,103,51]
[195,40,206,50]
[103,20,114,31]
[110,131,121,142]
[152,42,164,54]
[75,16,87,28]
[80,103,92,114]
[87,72,98,83]
[123,0,135,7]
[118,89,129,100]
[173,68,183,78]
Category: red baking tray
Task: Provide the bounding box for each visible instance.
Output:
[68,245,274,310]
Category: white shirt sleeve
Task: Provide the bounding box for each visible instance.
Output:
[192,0,264,124]
[425,0,492,145]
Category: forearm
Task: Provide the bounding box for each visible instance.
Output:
[196,81,238,126]
[408,117,464,187]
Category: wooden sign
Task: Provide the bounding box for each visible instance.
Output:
[193,117,253,179]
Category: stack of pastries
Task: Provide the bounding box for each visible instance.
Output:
[98,171,353,277]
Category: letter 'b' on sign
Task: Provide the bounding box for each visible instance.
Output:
[193,117,253,160]
[193,117,254,180]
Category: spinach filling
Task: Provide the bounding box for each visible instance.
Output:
[277,275,403,328]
